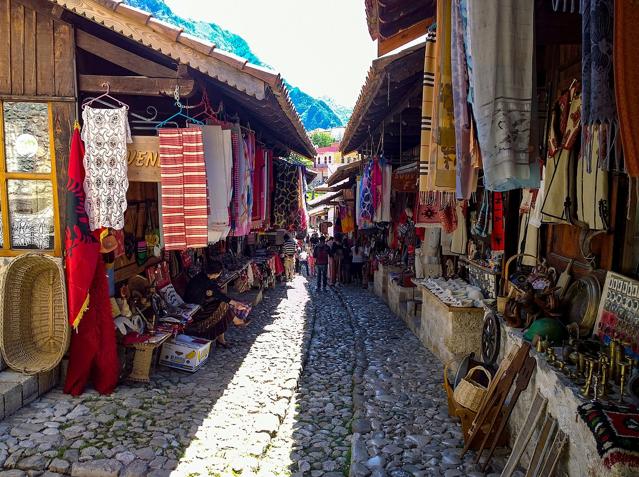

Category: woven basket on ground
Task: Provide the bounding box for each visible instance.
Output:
[453,366,492,413]
[0,253,69,374]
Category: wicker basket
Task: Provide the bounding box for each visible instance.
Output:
[0,253,69,374]
[453,366,492,412]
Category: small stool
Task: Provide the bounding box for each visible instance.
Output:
[125,332,172,382]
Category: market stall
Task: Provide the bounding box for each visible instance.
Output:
[0,0,315,410]
[347,0,639,475]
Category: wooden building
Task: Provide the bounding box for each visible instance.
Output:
[0,0,315,277]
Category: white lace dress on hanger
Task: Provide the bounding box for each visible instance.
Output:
[81,106,131,230]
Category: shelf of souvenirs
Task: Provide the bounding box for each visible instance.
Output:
[506,323,639,407]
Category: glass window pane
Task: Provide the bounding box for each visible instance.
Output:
[3,102,51,173]
[0,202,3,248]
[8,180,54,250]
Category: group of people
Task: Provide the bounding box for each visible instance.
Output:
[281,233,370,291]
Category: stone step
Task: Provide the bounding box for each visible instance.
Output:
[0,368,59,420]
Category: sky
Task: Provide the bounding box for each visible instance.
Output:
[165,0,377,108]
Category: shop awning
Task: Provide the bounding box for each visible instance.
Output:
[340,43,425,156]
[365,0,435,56]
[51,0,316,158]
[327,161,362,186]
[307,191,343,208]
[315,178,354,194]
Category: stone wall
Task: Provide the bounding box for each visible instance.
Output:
[499,325,607,477]
[417,286,484,372]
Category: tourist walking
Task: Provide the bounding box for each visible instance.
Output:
[298,247,310,276]
[351,241,366,285]
[282,234,297,281]
[313,236,330,291]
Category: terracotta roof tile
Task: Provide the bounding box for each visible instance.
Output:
[148,16,183,42]
[114,3,151,24]
[209,49,248,70]
[95,0,121,10]
[176,31,215,56]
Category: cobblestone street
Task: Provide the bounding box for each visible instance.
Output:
[0,278,504,477]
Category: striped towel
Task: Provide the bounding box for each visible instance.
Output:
[159,128,208,251]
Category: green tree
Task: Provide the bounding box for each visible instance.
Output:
[310,131,334,148]
[287,153,314,168]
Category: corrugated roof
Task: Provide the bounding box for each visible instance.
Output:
[50,0,315,157]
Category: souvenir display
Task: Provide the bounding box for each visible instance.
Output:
[416,276,485,308]
[594,272,639,359]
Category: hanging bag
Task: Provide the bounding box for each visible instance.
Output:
[124,203,139,260]
[144,201,161,258]
[135,204,147,266]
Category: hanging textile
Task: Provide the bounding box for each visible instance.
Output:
[355,176,362,228]
[201,125,232,243]
[416,193,442,228]
[450,201,468,255]
[65,126,101,330]
[381,162,392,222]
[272,160,303,231]
[540,81,581,224]
[231,124,251,237]
[431,0,457,192]
[159,128,208,250]
[359,162,375,224]
[466,0,540,191]
[614,0,639,177]
[244,131,256,233]
[81,106,131,230]
[582,0,617,170]
[451,0,478,200]
[230,126,253,236]
[577,131,609,230]
[251,146,266,229]
[519,189,540,266]
[491,192,505,252]
[419,29,438,195]
[64,258,120,396]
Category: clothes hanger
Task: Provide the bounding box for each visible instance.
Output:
[155,86,205,129]
[82,82,129,110]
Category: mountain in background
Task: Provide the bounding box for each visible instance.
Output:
[124,0,352,130]
[320,96,353,126]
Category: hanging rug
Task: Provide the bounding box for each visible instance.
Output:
[577,401,639,476]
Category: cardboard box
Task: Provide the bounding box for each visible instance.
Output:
[159,335,212,372]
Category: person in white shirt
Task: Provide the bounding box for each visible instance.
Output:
[298,248,309,276]
[350,242,366,284]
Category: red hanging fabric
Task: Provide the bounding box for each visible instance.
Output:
[64,126,101,330]
[491,192,505,252]
[64,258,120,396]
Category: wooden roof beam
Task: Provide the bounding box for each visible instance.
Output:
[79,75,195,96]
[76,29,178,78]
[378,17,432,56]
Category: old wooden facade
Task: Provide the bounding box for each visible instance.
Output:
[0,0,314,275]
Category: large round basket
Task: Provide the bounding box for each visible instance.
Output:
[0,253,69,374]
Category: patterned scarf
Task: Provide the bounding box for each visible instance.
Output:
[467,0,539,191]
[451,0,477,200]
[431,0,457,192]
[582,0,617,171]
[418,29,438,196]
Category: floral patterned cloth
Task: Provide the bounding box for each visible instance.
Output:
[81,106,131,230]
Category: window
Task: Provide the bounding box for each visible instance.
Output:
[0,102,60,256]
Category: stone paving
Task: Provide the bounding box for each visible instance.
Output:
[0,276,509,477]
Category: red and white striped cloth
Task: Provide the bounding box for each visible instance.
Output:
[159,128,208,250]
